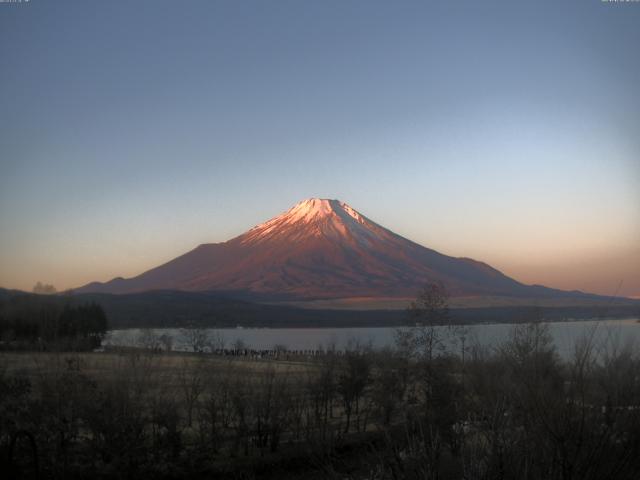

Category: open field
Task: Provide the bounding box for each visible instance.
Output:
[0,350,315,379]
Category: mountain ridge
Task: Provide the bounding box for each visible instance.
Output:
[76,198,623,302]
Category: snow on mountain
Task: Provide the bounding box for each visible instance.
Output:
[76,198,595,301]
[240,199,390,247]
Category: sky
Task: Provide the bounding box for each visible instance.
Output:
[1,0,639,298]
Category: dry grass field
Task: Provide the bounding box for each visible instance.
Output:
[0,350,315,379]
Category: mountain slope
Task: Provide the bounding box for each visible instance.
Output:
[77,198,603,301]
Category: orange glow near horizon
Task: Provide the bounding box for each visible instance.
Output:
[1,208,639,299]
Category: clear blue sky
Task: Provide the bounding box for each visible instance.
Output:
[1,0,639,296]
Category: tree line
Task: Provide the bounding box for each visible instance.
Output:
[0,294,108,350]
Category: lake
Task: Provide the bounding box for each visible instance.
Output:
[104,317,640,359]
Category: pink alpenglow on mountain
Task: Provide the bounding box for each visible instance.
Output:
[77,198,583,300]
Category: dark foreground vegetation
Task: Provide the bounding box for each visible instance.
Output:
[2,319,640,479]
[1,285,639,479]
[0,294,108,351]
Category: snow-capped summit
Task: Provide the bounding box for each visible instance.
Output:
[76,198,575,301]
[280,198,338,222]
[250,198,369,230]
[240,198,387,247]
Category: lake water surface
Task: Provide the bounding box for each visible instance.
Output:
[105,318,640,359]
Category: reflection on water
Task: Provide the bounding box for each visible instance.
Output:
[104,318,640,359]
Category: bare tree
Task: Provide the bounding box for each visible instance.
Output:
[252,366,292,455]
[370,348,408,427]
[232,338,246,352]
[137,328,161,352]
[337,345,371,433]
[307,353,338,442]
[178,358,206,428]
[273,343,288,359]
[396,281,451,361]
[180,327,208,353]
[158,333,173,353]
[206,330,225,353]
[200,364,235,453]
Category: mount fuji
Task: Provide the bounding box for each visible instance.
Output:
[77,198,602,302]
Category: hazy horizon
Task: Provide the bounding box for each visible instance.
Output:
[1,1,639,297]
